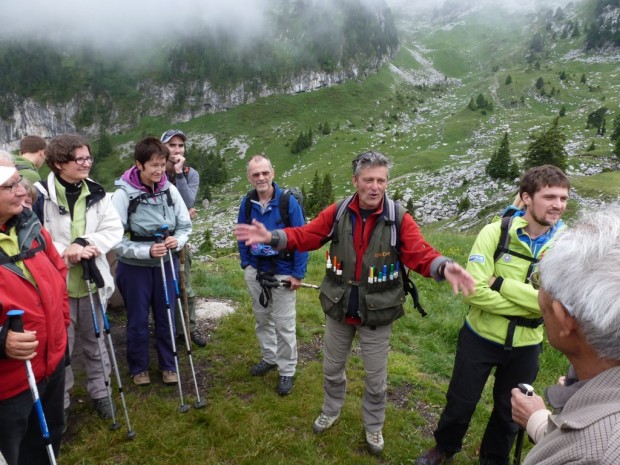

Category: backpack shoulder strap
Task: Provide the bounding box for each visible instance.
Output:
[33,180,48,223]
[0,212,46,268]
[389,201,426,317]
[383,197,399,249]
[493,215,514,262]
[493,215,538,264]
[126,192,149,230]
[244,189,258,224]
[279,189,292,227]
[328,195,355,243]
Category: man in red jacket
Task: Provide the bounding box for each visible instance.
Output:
[0,153,69,465]
[235,151,475,455]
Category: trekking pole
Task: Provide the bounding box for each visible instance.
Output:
[83,259,136,439]
[160,225,206,409]
[81,260,120,432]
[179,247,192,341]
[155,233,190,413]
[513,383,534,465]
[6,310,57,465]
[279,279,320,290]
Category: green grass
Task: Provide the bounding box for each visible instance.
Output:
[570,170,620,201]
[61,230,568,465]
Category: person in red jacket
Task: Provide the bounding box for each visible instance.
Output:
[235,151,475,455]
[0,153,69,465]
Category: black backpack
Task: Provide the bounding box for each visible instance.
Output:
[243,187,305,227]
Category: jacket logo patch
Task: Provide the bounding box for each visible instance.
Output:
[374,251,391,258]
[468,254,485,263]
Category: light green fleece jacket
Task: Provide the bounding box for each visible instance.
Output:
[463,215,565,347]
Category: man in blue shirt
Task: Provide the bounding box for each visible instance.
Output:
[237,154,308,396]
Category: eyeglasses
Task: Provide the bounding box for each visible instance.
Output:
[72,156,94,165]
[249,170,272,179]
[0,175,23,194]
[528,270,541,290]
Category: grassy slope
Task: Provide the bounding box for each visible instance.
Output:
[61,234,568,465]
[61,3,617,464]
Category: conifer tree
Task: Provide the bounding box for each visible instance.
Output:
[535,76,545,89]
[586,107,607,136]
[406,197,415,215]
[486,132,519,179]
[505,75,512,85]
[96,130,113,160]
[559,105,566,117]
[610,114,620,142]
[306,171,321,217]
[523,117,568,171]
[320,173,335,208]
[467,97,477,111]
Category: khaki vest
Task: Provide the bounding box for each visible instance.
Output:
[319,201,406,326]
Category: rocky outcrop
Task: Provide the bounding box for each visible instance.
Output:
[0,62,381,148]
[0,98,78,148]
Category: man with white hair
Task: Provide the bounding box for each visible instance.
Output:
[511,207,620,465]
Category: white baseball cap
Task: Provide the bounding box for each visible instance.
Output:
[0,165,17,186]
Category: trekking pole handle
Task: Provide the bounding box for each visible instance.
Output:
[81,259,92,282]
[7,309,25,333]
[154,233,163,244]
[160,225,171,239]
[518,383,534,396]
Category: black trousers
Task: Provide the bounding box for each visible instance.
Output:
[0,360,65,465]
[434,325,541,465]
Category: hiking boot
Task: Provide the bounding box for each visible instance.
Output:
[312,412,340,433]
[414,447,454,465]
[133,371,150,386]
[365,429,384,455]
[250,360,277,376]
[190,330,207,347]
[276,376,294,395]
[92,397,117,420]
[162,370,178,385]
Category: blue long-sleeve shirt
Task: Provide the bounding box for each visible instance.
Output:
[237,182,308,279]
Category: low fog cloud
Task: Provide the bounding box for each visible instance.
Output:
[385,0,576,12]
[2,0,577,53]
[0,0,270,51]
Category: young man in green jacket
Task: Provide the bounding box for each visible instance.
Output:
[415,165,570,465]
[14,135,47,183]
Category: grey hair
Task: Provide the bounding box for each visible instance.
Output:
[0,150,14,164]
[352,151,392,177]
[539,206,620,361]
[246,153,274,175]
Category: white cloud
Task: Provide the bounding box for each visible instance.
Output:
[0,0,269,50]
